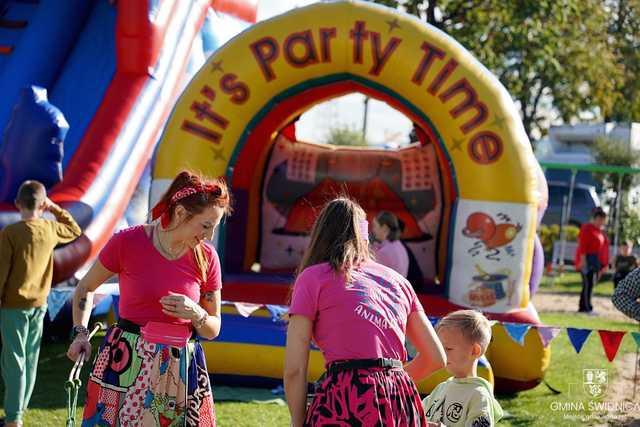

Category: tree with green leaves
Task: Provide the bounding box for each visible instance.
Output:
[607,0,640,123]
[619,210,640,244]
[592,137,640,192]
[324,126,369,146]
[592,136,640,240]
[372,0,625,141]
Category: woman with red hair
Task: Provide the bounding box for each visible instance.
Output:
[67,170,232,426]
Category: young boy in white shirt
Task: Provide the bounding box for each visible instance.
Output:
[423,310,503,427]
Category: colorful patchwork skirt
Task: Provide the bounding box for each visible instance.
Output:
[81,325,216,426]
[304,366,426,427]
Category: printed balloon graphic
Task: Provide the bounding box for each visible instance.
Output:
[463,212,522,261]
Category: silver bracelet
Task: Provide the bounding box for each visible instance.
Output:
[72,325,89,340]
[192,310,208,329]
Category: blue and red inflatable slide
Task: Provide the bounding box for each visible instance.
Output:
[0,0,256,283]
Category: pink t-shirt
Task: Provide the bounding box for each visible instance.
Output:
[99,225,221,326]
[374,240,409,278]
[289,259,423,365]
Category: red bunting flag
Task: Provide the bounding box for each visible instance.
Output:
[597,330,626,362]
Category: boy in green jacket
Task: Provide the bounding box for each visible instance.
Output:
[0,180,81,427]
[423,310,503,427]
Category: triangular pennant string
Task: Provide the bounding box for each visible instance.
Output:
[567,328,592,354]
[537,326,561,348]
[233,302,262,318]
[504,323,531,346]
[598,330,626,362]
[429,317,440,328]
[631,331,640,348]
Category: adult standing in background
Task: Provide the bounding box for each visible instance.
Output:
[575,207,609,314]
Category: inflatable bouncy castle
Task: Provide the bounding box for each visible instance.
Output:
[152,1,550,393]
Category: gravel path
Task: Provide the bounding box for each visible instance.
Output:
[532,291,630,323]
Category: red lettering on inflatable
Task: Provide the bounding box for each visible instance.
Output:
[250,37,279,82]
[368,32,401,76]
[319,27,337,62]
[438,78,488,134]
[411,41,445,85]
[220,73,250,104]
[468,131,503,164]
[190,101,229,129]
[428,58,458,96]
[283,30,319,68]
[200,85,216,101]
[181,120,222,145]
[349,21,369,64]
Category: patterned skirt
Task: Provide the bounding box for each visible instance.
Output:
[81,325,216,426]
[304,366,426,427]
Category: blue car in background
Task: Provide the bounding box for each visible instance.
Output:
[542,181,601,226]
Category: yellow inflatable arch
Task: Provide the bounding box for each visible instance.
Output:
[152,0,547,392]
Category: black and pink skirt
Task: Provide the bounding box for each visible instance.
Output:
[304,360,426,427]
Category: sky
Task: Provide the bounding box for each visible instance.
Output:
[254,0,414,146]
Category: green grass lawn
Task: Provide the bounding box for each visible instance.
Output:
[1,310,638,426]
[497,313,639,427]
[540,271,616,297]
[0,335,293,426]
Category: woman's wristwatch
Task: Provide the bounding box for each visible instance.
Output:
[192,310,208,329]
[71,325,90,340]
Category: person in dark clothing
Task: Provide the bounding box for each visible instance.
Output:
[575,207,609,313]
[612,267,640,322]
[613,240,638,289]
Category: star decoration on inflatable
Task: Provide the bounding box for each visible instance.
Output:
[211,148,226,161]
[210,60,224,74]
[450,137,465,151]
[491,114,506,129]
[386,18,401,32]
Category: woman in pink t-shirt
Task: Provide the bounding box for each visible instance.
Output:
[66,171,232,426]
[284,198,446,427]
[372,211,410,278]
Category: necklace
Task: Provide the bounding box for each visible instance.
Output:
[154,225,182,259]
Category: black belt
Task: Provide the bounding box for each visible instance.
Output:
[327,358,403,376]
[116,318,141,334]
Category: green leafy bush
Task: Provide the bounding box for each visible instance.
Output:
[538,224,579,254]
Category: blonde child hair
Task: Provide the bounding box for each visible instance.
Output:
[437,309,492,353]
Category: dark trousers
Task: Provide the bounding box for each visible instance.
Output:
[579,270,596,312]
[613,271,629,289]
